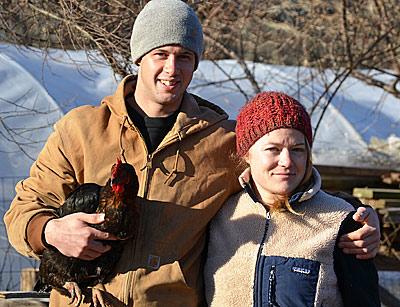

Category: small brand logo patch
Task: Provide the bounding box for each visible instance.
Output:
[292,266,311,275]
[148,254,161,269]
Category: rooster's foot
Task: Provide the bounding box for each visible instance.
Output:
[64,281,83,306]
[92,285,108,307]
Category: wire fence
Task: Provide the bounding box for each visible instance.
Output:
[0,176,38,291]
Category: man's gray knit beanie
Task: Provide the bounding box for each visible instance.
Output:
[130,0,203,69]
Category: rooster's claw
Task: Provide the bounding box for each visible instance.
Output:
[64,281,83,306]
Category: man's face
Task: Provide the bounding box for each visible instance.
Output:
[136,45,196,115]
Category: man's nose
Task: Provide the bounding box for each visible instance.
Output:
[164,55,177,74]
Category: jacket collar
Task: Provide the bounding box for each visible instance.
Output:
[101,75,229,141]
[238,167,322,206]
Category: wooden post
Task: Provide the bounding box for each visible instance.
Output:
[20,268,39,291]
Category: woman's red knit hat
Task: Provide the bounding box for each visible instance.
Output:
[236,91,312,156]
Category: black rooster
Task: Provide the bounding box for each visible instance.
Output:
[35,158,139,306]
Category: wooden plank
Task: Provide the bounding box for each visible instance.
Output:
[316,165,392,177]
[0,300,48,307]
[358,198,386,209]
[381,199,400,208]
[353,188,400,200]
[20,268,39,292]
[359,198,400,209]
[0,292,49,299]
[315,165,394,193]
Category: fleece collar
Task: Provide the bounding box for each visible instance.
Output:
[238,167,322,206]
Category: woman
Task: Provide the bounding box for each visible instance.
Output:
[204,91,380,306]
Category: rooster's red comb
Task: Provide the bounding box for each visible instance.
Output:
[112,158,122,177]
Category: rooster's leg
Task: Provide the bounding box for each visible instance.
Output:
[64,281,83,306]
[92,283,107,307]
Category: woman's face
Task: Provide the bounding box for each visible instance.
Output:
[245,128,308,204]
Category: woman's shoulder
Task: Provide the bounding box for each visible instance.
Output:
[225,190,247,205]
[215,190,249,218]
[305,190,355,214]
[212,190,265,226]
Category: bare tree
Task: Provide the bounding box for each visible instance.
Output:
[196,0,400,146]
[0,0,144,75]
[0,0,399,142]
[0,95,61,159]
[1,1,398,97]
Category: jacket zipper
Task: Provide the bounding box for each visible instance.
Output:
[142,154,152,198]
[121,116,185,303]
[268,265,277,307]
[142,132,182,198]
[254,210,271,307]
[122,131,181,301]
[125,118,150,198]
[123,119,149,303]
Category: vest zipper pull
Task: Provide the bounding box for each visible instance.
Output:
[268,265,277,307]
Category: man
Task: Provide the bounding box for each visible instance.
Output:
[4,1,380,306]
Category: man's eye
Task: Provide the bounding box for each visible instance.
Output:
[180,54,192,61]
[154,52,167,58]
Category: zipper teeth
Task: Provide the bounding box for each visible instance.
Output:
[254,209,271,307]
[268,265,276,307]
[142,134,182,198]
[143,154,151,198]
[127,120,151,198]
[122,119,143,303]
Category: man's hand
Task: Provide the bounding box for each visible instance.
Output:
[44,212,117,260]
[338,207,380,259]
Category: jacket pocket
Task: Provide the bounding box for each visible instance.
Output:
[136,261,193,302]
[260,256,320,307]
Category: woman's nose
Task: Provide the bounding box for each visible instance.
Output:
[278,148,292,167]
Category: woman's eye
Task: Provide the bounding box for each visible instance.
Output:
[291,148,306,155]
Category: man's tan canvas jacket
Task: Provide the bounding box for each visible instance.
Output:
[4,75,240,306]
